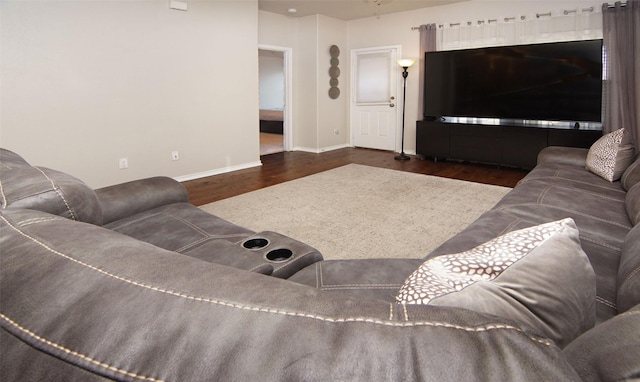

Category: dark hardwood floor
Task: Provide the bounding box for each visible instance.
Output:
[182,148,529,206]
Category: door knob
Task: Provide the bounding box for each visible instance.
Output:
[389,103,395,107]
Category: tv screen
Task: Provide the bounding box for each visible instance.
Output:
[423,39,603,123]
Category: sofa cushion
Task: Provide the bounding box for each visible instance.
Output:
[585,128,634,181]
[396,218,595,347]
[622,155,640,191]
[617,224,640,313]
[288,258,425,301]
[0,166,102,225]
[0,148,30,169]
[562,304,640,382]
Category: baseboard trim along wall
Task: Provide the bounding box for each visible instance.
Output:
[294,144,352,154]
[173,160,263,183]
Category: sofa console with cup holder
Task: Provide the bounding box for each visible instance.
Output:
[0,148,323,279]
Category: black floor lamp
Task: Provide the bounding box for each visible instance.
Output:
[395,59,416,161]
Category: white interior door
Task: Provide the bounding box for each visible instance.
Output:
[351,47,399,151]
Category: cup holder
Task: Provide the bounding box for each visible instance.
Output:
[242,238,269,250]
[265,248,293,263]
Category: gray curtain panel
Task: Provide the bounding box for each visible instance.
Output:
[418,24,437,119]
[602,0,640,154]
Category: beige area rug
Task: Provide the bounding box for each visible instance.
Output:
[200,164,511,260]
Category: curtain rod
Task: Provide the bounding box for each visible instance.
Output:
[604,1,628,7]
[411,5,598,30]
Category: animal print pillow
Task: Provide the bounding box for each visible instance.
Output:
[396,218,595,347]
[586,128,635,182]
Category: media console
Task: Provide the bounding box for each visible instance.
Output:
[416,120,602,169]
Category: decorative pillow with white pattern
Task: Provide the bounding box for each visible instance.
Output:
[586,128,635,181]
[396,218,595,347]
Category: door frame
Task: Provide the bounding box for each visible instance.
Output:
[258,44,293,152]
[349,45,403,152]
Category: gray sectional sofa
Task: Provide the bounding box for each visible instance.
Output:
[1,145,639,381]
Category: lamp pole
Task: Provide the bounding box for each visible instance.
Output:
[395,59,415,161]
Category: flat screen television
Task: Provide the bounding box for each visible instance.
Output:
[423,39,603,123]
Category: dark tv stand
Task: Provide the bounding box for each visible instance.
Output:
[416,120,602,169]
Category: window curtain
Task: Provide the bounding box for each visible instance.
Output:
[602,0,640,153]
[418,24,437,119]
[437,8,603,51]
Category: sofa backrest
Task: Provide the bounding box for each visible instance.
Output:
[618,214,640,314]
[0,148,103,225]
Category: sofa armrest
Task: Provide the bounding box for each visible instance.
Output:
[95,177,188,225]
[537,146,589,167]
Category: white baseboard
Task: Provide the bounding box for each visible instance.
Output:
[173,160,262,183]
[293,143,351,154]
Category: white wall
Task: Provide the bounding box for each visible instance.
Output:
[258,11,349,153]
[317,15,348,151]
[2,1,605,188]
[347,0,604,154]
[258,50,285,110]
[1,1,260,188]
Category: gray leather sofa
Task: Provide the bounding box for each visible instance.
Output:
[1,147,639,381]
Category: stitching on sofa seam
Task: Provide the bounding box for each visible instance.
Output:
[106,212,164,229]
[0,180,6,208]
[520,175,626,195]
[18,217,64,226]
[316,263,322,289]
[1,216,553,346]
[622,265,640,285]
[0,313,164,382]
[537,185,551,204]
[596,296,617,310]
[496,203,632,229]
[578,235,621,251]
[175,234,250,253]
[34,167,78,221]
[524,179,627,202]
[401,303,408,321]
[321,286,401,291]
[167,213,210,236]
[320,283,401,288]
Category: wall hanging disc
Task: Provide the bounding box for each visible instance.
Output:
[329,78,339,87]
[329,66,340,78]
[329,45,340,58]
[329,86,340,99]
[330,57,339,66]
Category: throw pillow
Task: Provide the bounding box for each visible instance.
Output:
[396,218,595,347]
[586,128,635,181]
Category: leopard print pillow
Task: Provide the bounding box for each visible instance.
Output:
[586,128,634,182]
[396,218,596,347]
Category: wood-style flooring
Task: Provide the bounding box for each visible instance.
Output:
[260,132,284,156]
[182,148,528,206]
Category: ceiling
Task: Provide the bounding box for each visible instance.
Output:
[258,0,467,21]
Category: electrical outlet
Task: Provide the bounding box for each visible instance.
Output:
[171,151,180,161]
[119,158,128,169]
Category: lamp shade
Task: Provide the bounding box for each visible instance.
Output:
[397,59,416,68]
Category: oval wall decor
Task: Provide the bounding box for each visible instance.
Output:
[329,45,340,99]
[330,45,340,58]
[329,86,340,99]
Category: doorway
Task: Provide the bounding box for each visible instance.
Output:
[258,45,293,156]
[350,46,401,151]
